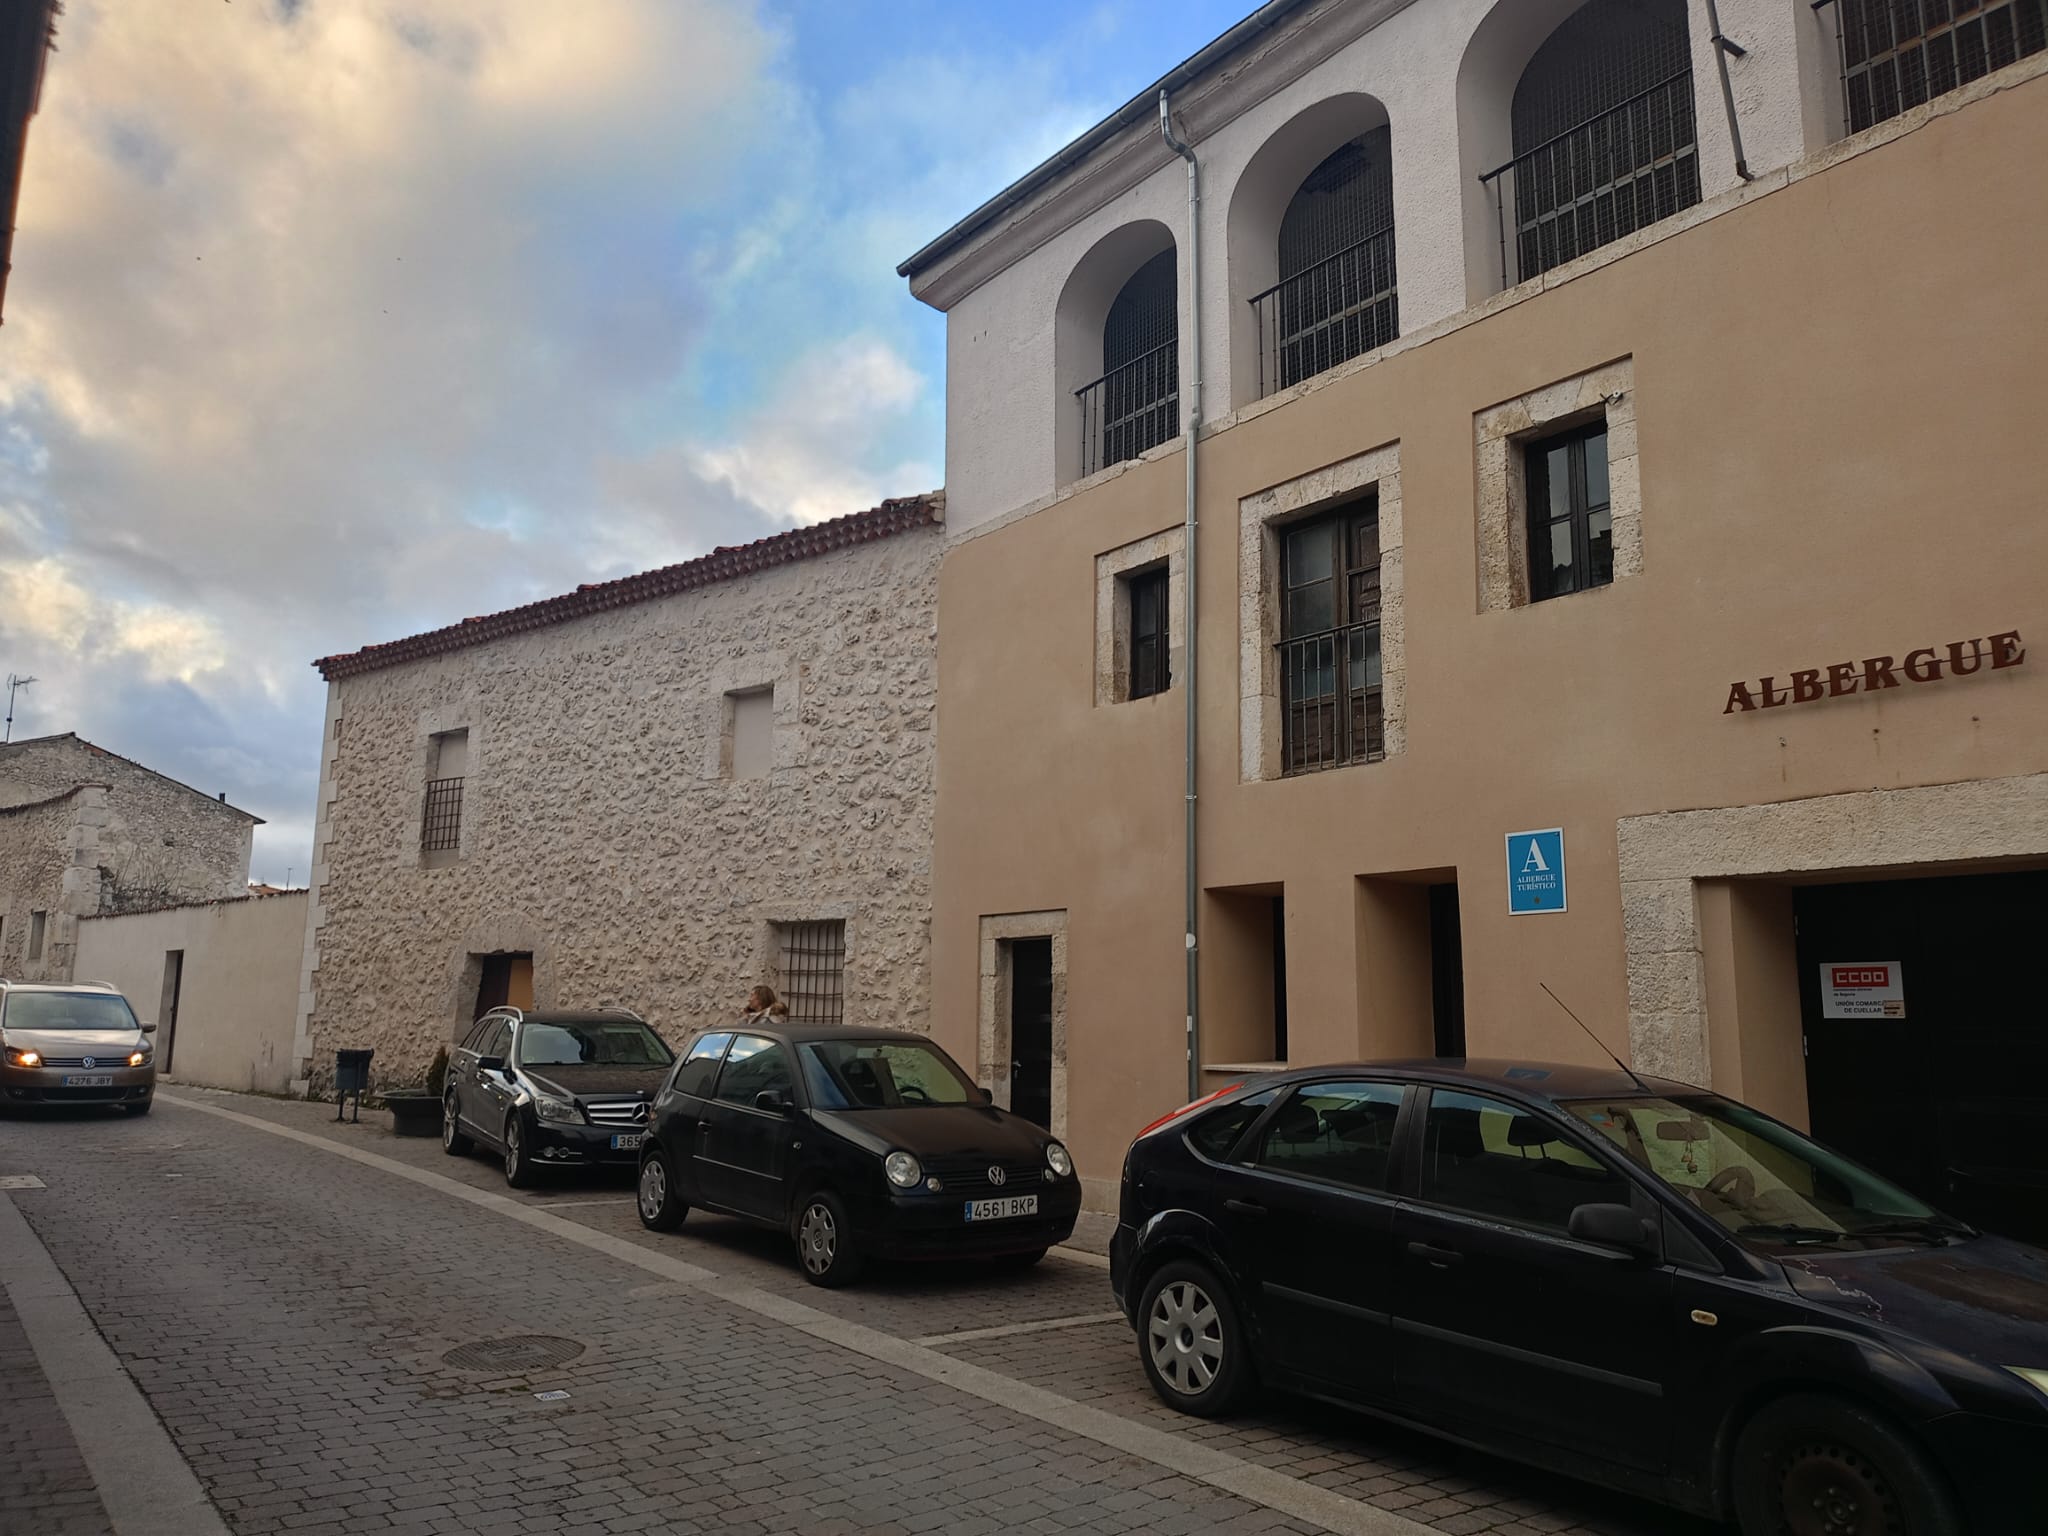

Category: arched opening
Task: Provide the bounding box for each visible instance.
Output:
[1459,0,1699,297]
[1055,221,1178,483]
[1227,94,1393,408]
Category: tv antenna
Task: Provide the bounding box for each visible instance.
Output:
[1540,982,1653,1094]
[4,674,36,742]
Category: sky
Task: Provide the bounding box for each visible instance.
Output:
[0,0,1250,884]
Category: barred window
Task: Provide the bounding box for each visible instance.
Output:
[1833,0,2046,134]
[1278,500,1383,776]
[1128,567,1170,701]
[422,728,468,855]
[776,920,846,1026]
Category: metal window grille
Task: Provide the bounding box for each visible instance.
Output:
[1480,0,1700,288]
[1526,423,1615,602]
[778,920,846,1026]
[421,776,464,852]
[1128,567,1170,700]
[1077,249,1179,477]
[1278,504,1383,776]
[1829,0,2046,134]
[1252,129,1399,398]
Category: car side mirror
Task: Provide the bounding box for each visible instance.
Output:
[1568,1202,1655,1255]
[755,1089,795,1114]
[973,1086,994,1107]
[477,1055,504,1074]
[140,1021,158,1034]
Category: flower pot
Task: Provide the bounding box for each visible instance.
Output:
[385,1092,442,1137]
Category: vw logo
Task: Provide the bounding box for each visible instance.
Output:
[987,1165,1006,1187]
[81,1057,96,1070]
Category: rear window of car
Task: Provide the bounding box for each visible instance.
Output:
[2,993,138,1032]
[672,1033,732,1098]
[1185,1089,1278,1161]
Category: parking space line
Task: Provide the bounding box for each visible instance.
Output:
[1050,1243,1110,1269]
[0,1193,231,1536]
[529,1197,637,1209]
[158,1091,1432,1536]
[912,1309,1125,1347]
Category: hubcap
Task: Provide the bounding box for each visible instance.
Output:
[1147,1280,1224,1396]
[505,1122,520,1175]
[1778,1442,1901,1536]
[442,1096,457,1145]
[799,1202,837,1275]
[638,1158,666,1220]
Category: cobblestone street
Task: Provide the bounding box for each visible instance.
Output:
[0,1089,1714,1536]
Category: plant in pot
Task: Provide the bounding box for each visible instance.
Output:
[384,1046,448,1137]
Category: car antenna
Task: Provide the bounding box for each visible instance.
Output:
[1540,982,1654,1094]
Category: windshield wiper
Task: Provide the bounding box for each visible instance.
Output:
[1736,1222,1853,1246]
[1852,1218,1964,1246]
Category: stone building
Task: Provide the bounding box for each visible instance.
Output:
[295,493,943,1092]
[902,0,2048,1219]
[0,733,260,982]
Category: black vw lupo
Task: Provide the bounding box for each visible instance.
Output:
[636,1024,1080,1286]
[1112,1060,2048,1536]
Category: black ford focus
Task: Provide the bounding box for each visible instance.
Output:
[1111,1059,2048,1536]
[637,1024,1080,1286]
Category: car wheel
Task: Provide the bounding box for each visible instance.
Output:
[794,1190,863,1288]
[441,1092,473,1156]
[1138,1260,1251,1417]
[123,1098,152,1117]
[502,1114,538,1189]
[636,1148,687,1231]
[1733,1392,1961,1536]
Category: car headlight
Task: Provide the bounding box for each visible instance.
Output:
[128,1051,148,1068]
[884,1151,922,1189]
[1045,1141,1073,1179]
[2010,1367,2048,1400]
[6,1048,41,1068]
[532,1096,582,1125]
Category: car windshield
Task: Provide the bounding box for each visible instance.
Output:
[516,1020,672,1068]
[3,993,139,1032]
[1564,1094,1963,1251]
[800,1039,976,1109]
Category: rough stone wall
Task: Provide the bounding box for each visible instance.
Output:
[0,787,103,981]
[0,736,255,913]
[302,522,941,1091]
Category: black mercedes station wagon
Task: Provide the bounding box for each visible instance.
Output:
[443,1007,674,1187]
[1111,1060,2048,1536]
[637,1024,1080,1286]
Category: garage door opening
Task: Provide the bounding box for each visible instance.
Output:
[1794,868,2048,1244]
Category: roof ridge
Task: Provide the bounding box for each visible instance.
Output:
[315,490,944,682]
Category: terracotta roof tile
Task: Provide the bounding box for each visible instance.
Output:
[314,491,943,681]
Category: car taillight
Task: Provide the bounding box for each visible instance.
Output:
[1133,1081,1243,1140]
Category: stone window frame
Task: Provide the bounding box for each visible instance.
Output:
[1475,357,1640,613]
[416,708,478,870]
[753,901,857,1021]
[1238,441,1405,783]
[1617,771,2048,1086]
[977,910,1068,1142]
[702,652,801,780]
[1095,528,1186,707]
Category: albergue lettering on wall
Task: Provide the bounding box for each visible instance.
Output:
[1724,631,2025,714]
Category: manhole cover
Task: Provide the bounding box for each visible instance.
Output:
[441,1335,585,1372]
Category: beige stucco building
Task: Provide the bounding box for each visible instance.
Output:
[0,733,260,983]
[903,0,2048,1217]
[295,495,944,1094]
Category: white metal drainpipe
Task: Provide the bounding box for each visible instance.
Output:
[1160,89,1203,1102]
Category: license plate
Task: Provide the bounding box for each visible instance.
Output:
[63,1075,114,1088]
[964,1195,1039,1222]
[609,1134,643,1151]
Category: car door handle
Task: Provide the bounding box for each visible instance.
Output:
[1407,1241,1463,1268]
[1224,1198,1267,1218]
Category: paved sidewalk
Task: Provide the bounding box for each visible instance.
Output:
[0,1283,111,1536]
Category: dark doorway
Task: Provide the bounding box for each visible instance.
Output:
[1429,883,1466,1058]
[157,950,184,1075]
[473,952,534,1020]
[1009,938,1054,1130]
[1796,869,2048,1244]
[1270,896,1290,1062]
